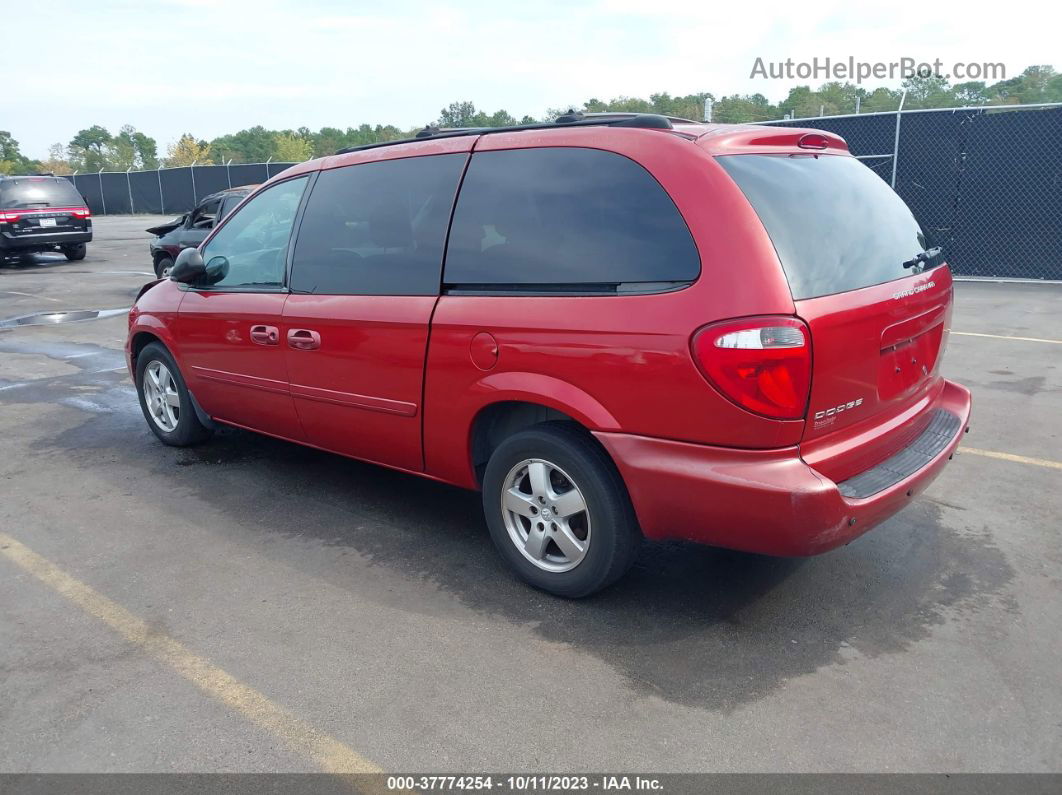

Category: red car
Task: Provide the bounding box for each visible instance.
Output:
[126,112,971,597]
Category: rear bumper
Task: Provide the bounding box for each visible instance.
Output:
[594,378,972,556]
[1,230,92,251]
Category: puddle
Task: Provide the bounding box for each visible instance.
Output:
[0,308,129,328]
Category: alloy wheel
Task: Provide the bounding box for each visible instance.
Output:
[501,458,591,572]
[142,360,180,432]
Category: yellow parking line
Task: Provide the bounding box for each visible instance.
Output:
[952,331,1062,344]
[959,447,1062,471]
[0,532,382,774]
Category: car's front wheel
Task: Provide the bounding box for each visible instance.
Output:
[62,243,87,261]
[482,423,640,597]
[135,342,212,446]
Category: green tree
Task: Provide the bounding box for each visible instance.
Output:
[39,143,73,176]
[713,93,776,123]
[103,125,158,170]
[165,134,212,167]
[68,125,113,171]
[209,126,276,164]
[952,81,990,105]
[900,74,956,109]
[273,132,313,162]
[0,131,41,174]
[435,101,518,129]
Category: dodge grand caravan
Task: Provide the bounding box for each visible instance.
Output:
[126,112,972,597]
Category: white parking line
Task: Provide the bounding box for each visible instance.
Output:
[0,291,62,303]
[952,331,1062,344]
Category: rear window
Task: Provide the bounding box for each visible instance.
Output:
[444,147,699,290]
[0,177,84,209]
[717,154,940,299]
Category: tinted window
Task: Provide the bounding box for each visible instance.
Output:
[200,176,308,289]
[444,148,699,289]
[717,154,940,299]
[290,154,465,295]
[219,195,243,219]
[0,177,83,208]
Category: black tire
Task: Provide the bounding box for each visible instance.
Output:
[482,422,640,597]
[135,342,212,447]
[154,255,174,279]
[62,243,87,261]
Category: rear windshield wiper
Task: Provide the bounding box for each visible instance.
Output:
[903,246,944,269]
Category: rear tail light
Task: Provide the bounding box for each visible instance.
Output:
[0,210,21,223]
[691,316,812,420]
[72,207,91,218]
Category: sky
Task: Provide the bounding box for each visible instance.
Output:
[3,0,1058,159]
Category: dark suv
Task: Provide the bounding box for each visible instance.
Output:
[126,113,971,597]
[147,186,253,278]
[0,175,92,264]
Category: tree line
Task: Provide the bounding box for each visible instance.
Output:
[2,65,1058,176]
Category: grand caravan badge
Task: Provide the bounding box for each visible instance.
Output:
[893,280,936,300]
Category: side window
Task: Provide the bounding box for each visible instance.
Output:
[289,153,466,295]
[188,198,221,229]
[218,195,242,220]
[444,147,700,289]
[200,177,308,289]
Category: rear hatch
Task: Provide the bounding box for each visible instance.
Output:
[718,152,952,482]
[0,177,90,237]
[146,216,186,236]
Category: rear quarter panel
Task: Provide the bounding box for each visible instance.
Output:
[423,128,802,488]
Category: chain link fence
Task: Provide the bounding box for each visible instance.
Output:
[759,103,1062,280]
[62,161,299,217]
[62,104,1061,280]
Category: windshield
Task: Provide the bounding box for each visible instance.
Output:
[0,177,85,209]
[717,153,942,299]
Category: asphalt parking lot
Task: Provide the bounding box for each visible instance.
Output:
[1,216,1060,774]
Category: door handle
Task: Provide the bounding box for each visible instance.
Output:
[287,328,321,351]
[250,324,279,345]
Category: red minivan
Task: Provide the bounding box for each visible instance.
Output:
[126,113,971,597]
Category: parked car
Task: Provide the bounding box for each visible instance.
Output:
[147,186,254,278]
[0,174,92,264]
[126,112,972,597]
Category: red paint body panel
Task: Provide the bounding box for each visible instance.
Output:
[598,379,971,555]
[282,295,434,472]
[175,290,303,440]
[127,122,972,559]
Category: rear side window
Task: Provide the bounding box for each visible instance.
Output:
[290,153,466,295]
[717,154,939,299]
[0,177,83,209]
[444,148,699,290]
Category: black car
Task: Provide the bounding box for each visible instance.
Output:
[147,185,254,278]
[0,175,92,264]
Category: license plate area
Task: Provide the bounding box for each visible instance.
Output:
[38,217,57,228]
[879,323,943,400]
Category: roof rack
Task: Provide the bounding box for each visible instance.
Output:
[335,112,695,155]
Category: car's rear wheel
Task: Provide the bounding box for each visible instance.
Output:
[62,243,87,261]
[135,342,212,446]
[482,423,640,597]
[154,255,174,279]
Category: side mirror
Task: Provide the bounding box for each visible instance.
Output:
[204,256,230,285]
[169,247,206,284]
